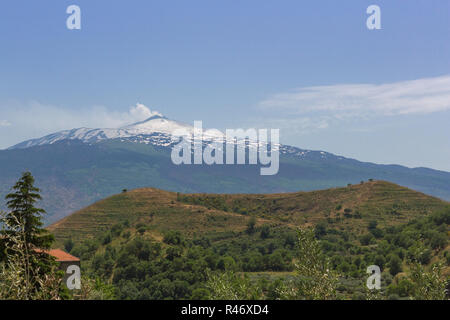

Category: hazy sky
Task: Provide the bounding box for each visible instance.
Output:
[1,1,449,171]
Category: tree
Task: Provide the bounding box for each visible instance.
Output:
[409,262,447,300]
[0,211,61,299]
[2,172,54,253]
[206,270,262,300]
[314,221,327,238]
[246,217,256,234]
[374,255,386,269]
[0,172,57,296]
[406,244,448,300]
[260,225,271,239]
[64,238,75,253]
[279,228,339,300]
[388,255,402,276]
[368,220,378,230]
[360,233,374,246]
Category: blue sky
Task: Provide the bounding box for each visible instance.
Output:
[0,0,449,170]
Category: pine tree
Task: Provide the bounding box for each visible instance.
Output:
[3,172,54,251]
[0,172,60,298]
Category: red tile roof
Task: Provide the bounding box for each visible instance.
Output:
[34,249,80,262]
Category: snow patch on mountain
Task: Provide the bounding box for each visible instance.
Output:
[9,114,197,149]
[8,112,338,161]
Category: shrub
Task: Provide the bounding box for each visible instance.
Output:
[388,255,402,276]
[260,225,271,239]
[246,217,256,235]
[64,238,74,253]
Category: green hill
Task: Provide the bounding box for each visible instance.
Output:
[49,180,447,246]
[47,180,450,299]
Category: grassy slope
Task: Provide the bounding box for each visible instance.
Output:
[48,188,265,246]
[180,180,447,234]
[48,180,448,247]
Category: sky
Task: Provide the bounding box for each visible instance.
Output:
[0,0,449,171]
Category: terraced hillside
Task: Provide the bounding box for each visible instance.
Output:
[48,180,448,246]
[48,188,266,246]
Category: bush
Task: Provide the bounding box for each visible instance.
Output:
[368,220,378,230]
[360,234,375,246]
[429,233,447,250]
[246,217,256,235]
[137,226,146,235]
[260,225,271,239]
[314,221,327,238]
[370,228,384,239]
[64,238,74,253]
[102,233,112,245]
[388,255,402,276]
[163,231,184,245]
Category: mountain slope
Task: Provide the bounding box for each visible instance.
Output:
[48,180,449,245]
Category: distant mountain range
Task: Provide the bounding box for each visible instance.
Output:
[2,113,450,223]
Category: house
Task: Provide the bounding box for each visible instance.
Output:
[35,248,81,290]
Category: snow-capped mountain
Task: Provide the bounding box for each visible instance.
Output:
[9,113,243,149]
[9,115,193,149]
[8,113,340,160]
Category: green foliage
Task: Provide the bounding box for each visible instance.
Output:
[66,203,450,300]
[280,228,339,300]
[1,172,54,253]
[0,172,61,299]
[314,221,327,238]
[368,220,378,230]
[408,262,447,300]
[78,276,117,300]
[246,217,257,235]
[387,278,414,298]
[388,255,402,276]
[0,213,62,300]
[0,212,61,299]
[206,228,342,300]
[64,238,74,253]
[206,271,262,300]
[68,204,449,300]
[163,231,184,245]
[359,233,375,245]
[260,225,271,239]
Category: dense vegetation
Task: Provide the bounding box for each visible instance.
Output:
[69,222,298,299]
[67,203,450,299]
